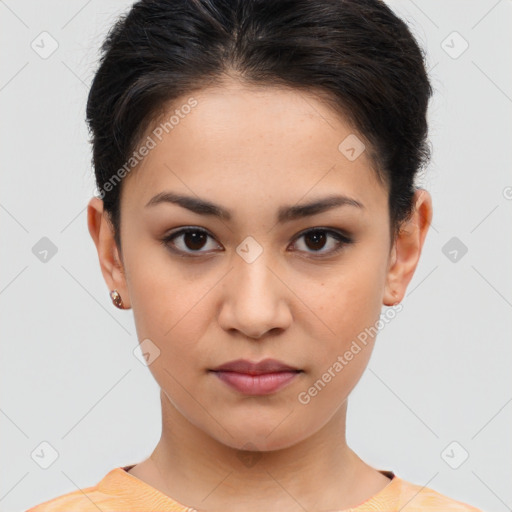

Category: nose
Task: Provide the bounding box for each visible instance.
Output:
[218,252,292,340]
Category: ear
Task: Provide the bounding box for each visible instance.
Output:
[87,196,131,309]
[383,188,433,306]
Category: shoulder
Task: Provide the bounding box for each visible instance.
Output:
[394,477,484,512]
[24,484,106,512]
[23,466,188,512]
[24,467,131,512]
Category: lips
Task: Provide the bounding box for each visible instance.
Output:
[209,358,303,395]
[210,358,301,375]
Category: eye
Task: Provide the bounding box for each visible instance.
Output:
[289,228,353,257]
[161,227,222,256]
[161,226,353,258]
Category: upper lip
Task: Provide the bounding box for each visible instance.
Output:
[210,358,301,375]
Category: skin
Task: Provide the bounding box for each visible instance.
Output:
[88,78,432,512]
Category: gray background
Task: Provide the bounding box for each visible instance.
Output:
[1,1,511,511]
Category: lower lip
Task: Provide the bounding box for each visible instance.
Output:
[211,370,301,395]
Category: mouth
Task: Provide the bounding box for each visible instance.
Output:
[209,358,303,395]
[210,358,301,374]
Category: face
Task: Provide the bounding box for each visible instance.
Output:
[89,79,431,452]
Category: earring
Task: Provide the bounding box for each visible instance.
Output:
[110,289,124,309]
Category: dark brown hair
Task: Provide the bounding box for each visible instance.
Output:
[86,0,433,251]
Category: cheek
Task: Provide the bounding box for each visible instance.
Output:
[315,258,386,333]
[125,249,212,364]
[302,252,387,377]
[294,274,382,419]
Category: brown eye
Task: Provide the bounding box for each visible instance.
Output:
[162,228,222,255]
[290,228,352,257]
[304,230,327,251]
[182,230,208,250]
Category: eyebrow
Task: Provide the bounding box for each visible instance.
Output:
[145,191,364,223]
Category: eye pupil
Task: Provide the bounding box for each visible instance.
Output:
[185,231,207,250]
[305,231,327,251]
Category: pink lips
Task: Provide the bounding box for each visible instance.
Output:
[210,358,302,395]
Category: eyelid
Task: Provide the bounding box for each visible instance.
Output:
[289,227,353,257]
[161,226,222,257]
[292,226,352,243]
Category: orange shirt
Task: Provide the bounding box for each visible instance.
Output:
[25,466,483,511]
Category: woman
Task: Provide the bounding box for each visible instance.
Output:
[27,0,482,510]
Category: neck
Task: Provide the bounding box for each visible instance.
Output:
[139,389,388,512]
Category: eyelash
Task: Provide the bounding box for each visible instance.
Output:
[160,226,353,259]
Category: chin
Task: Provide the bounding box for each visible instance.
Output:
[213,421,310,453]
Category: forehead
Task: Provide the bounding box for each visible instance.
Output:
[122,79,387,216]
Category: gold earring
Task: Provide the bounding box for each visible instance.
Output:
[110,289,124,309]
